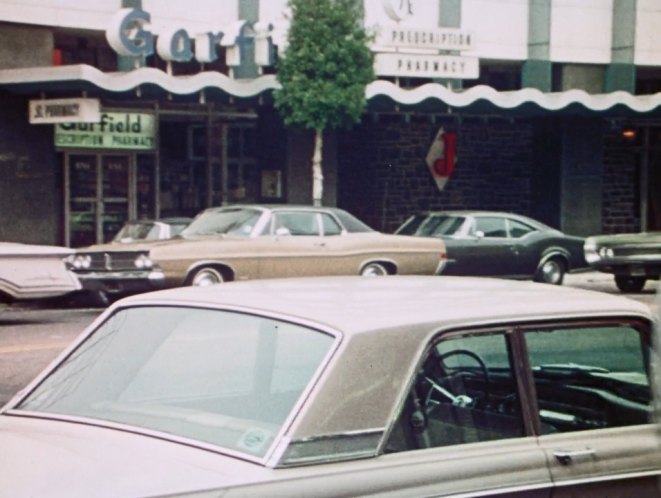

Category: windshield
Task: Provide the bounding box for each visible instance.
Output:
[18,306,335,460]
[113,222,159,242]
[398,215,466,237]
[182,208,263,237]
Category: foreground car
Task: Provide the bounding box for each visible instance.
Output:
[584,231,661,292]
[111,217,191,243]
[67,205,446,300]
[0,242,80,302]
[1,276,659,497]
[396,210,587,284]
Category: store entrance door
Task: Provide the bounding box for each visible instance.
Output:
[65,153,154,247]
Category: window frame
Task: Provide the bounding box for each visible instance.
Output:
[384,316,654,454]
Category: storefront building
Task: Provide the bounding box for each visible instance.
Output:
[0,0,660,247]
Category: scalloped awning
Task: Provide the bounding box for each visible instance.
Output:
[0,64,279,103]
[1,64,660,118]
[366,80,661,118]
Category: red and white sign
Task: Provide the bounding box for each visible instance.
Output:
[425,127,457,191]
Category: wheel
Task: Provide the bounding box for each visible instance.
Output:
[190,267,224,287]
[360,262,388,277]
[534,257,566,285]
[614,275,646,293]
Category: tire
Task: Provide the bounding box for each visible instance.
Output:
[534,258,566,285]
[614,275,646,293]
[189,267,224,287]
[360,262,388,277]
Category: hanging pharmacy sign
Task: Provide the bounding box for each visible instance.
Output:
[374,0,479,79]
[54,112,156,150]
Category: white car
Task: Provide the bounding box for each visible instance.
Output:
[1,276,659,497]
[0,242,80,302]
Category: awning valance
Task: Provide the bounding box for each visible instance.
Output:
[2,64,660,118]
[0,64,279,102]
[366,80,661,118]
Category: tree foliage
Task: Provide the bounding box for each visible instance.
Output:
[274,0,375,132]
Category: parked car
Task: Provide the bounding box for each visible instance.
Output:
[111,217,192,243]
[67,204,446,301]
[396,210,587,284]
[1,276,659,497]
[0,242,80,303]
[584,231,661,293]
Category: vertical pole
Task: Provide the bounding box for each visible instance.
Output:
[640,127,650,231]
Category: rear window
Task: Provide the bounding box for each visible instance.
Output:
[18,306,336,460]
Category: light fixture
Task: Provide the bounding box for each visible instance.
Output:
[622,128,636,140]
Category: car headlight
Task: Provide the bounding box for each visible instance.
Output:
[598,247,614,258]
[134,253,153,269]
[583,242,599,263]
[66,254,92,270]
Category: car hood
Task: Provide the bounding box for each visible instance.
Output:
[587,232,661,245]
[0,415,267,498]
[78,238,179,252]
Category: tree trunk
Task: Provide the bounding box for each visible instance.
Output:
[312,128,324,206]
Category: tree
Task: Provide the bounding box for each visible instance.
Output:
[274,0,374,206]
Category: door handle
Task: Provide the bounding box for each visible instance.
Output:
[553,448,596,465]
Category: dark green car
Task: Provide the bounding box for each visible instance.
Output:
[584,232,661,292]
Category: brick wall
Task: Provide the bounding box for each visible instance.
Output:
[602,131,640,233]
[338,115,641,235]
[338,115,534,232]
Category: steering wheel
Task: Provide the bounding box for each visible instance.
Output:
[423,349,491,409]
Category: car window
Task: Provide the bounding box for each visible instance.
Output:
[474,217,507,238]
[388,330,524,452]
[17,306,335,459]
[321,213,343,236]
[417,215,466,236]
[508,219,536,238]
[397,215,465,236]
[273,212,320,236]
[525,324,651,434]
[182,208,261,236]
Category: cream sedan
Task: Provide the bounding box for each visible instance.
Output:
[0,242,80,303]
[1,276,659,497]
[67,205,447,302]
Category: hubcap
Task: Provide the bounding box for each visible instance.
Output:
[542,261,561,283]
[192,269,222,286]
[362,264,387,277]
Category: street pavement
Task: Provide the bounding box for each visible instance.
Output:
[565,270,659,318]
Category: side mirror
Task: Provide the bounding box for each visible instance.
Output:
[275,227,291,236]
[475,230,485,239]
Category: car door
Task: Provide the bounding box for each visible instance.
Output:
[382,328,553,497]
[455,216,519,276]
[522,321,661,497]
[258,210,330,278]
[504,217,540,277]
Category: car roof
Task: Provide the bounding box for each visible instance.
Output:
[200,204,351,213]
[119,276,650,336]
[409,211,554,229]
[116,276,652,447]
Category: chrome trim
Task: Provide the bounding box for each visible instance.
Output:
[291,428,385,443]
[551,468,661,489]
[75,270,165,281]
